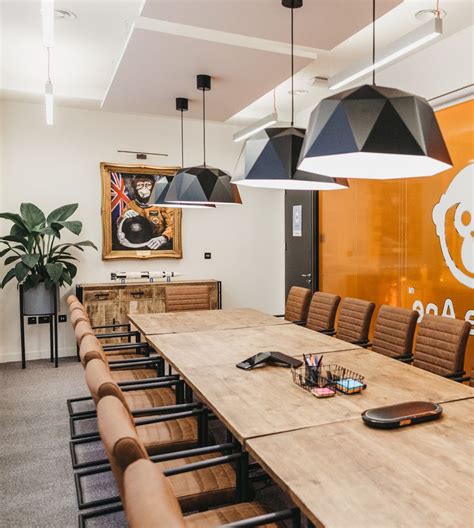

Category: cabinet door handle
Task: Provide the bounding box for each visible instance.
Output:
[95,293,109,300]
[131,291,145,298]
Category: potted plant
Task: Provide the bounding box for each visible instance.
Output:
[0,203,97,314]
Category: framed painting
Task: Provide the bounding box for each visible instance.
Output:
[101,163,183,259]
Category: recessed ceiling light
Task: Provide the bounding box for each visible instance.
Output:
[415,9,446,21]
[55,9,77,20]
[288,89,308,95]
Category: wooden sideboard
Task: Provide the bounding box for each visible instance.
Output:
[76,280,221,330]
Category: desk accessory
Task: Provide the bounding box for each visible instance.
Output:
[362,401,443,429]
[236,351,302,370]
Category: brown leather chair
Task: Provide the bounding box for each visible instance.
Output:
[336,297,375,346]
[95,396,236,513]
[371,305,418,360]
[70,308,90,329]
[165,285,212,312]
[123,458,299,528]
[67,294,80,305]
[306,292,341,334]
[284,286,312,323]
[413,314,470,380]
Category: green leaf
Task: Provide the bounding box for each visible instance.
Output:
[5,255,21,265]
[61,269,73,286]
[0,212,26,230]
[1,268,16,288]
[20,203,46,230]
[63,262,77,279]
[47,204,78,224]
[52,220,82,235]
[45,262,63,283]
[43,226,60,238]
[11,223,28,238]
[14,262,30,282]
[21,254,40,268]
[76,240,98,250]
[0,247,11,257]
[0,235,27,247]
[23,273,42,292]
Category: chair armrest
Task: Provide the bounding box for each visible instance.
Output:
[397,355,414,363]
[103,342,150,353]
[221,508,300,528]
[134,407,206,427]
[163,452,242,477]
[292,320,307,326]
[319,328,336,336]
[108,356,161,368]
[150,442,234,464]
[273,314,285,318]
[117,374,179,387]
[97,331,140,340]
[92,323,131,331]
[121,379,181,393]
[445,371,467,383]
[132,402,202,418]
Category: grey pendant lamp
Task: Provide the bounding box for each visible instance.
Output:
[165,75,242,205]
[233,0,349,191]
[155,97,215,209]
[298,0,452,179]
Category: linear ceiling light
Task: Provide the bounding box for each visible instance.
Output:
[329,18,442,91]
[232,113,278,142]
[41,0,55,48]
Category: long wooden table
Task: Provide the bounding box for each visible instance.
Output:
[128,308,290,335]
[247,398,474,527]
[147,324,361,370]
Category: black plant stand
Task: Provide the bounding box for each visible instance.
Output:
[19,285,59,369]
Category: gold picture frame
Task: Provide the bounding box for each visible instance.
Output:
[100,162,183,260]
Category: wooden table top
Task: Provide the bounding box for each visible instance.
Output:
[147,323,361,369]
[166,347,474,444]
[128,308,290,335]
[247,398,474,528]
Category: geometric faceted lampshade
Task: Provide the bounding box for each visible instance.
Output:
[233,127,349,190]
[298,84,452,179]
[165,165,242,205]
[153,175,215,209]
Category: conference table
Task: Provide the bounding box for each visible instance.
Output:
[131,308,474,527]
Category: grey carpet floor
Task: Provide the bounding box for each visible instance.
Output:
[0,357,295,528]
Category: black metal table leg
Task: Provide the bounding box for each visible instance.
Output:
[53,293,59,368]
[19,292,26,369]
[49,316,54,362]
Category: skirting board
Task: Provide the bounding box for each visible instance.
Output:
[0,346,77,364]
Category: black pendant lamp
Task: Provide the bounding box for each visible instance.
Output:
[165,75,242,205]
[233,0,348,191]
[155,98,215,209]
[298,0,452,179]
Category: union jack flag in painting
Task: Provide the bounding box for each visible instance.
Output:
[110,172,130,223]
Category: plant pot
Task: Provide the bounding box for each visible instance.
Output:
[22,283,58,315]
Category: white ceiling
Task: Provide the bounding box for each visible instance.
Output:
[1,0,472,125]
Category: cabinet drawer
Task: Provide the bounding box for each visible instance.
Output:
[122,286,154,301]
[84,289,119,303]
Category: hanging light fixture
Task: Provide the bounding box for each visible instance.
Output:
[232,0,348,191]
[298,0,452,180]
[165,75,242,205]
[154,97,215,209]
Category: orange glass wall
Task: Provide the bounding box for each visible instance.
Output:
[319,99,474,372]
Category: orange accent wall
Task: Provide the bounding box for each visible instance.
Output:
[319,98,474,372]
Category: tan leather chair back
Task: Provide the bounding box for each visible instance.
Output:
[97,396,148,500]
[336,297,375,344]
[74,320,95,345]
[85,359,127,407]
[165,285,211,312]
[79,334,106,366]
[70,309,90,329]
[413,314,470,377]
[284,286,312,322]
[372,305,418,358]
[67,295,80,305]
[69,300,84,313]
[306,292,341,332]
[124,459,186,528]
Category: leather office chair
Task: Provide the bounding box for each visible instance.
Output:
[371,305,418,361]
[283,286,312,323]
[67,294,80,305]
[165,285,212,312]
[306,292,341,334]
[123,458,299,528]
[77,395,237,515]
[413,314,470,381]
[336,297,375,346]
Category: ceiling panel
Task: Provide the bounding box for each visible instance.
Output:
[141,0,403,50]
[101,27,312,120]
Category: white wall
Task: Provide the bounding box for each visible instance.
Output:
[0,101,285,362]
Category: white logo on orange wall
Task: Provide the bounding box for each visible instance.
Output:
[432,163,474,289]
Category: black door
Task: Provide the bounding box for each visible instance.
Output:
[285,190,319,299]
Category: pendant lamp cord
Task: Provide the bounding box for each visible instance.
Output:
[47,47,51,82]
[202,88,206,167]
[290,4,294,126]
[180,109,184,167]
[372,0,376,86]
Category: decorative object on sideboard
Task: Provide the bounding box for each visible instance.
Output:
[298,0,452,180]
[100,163,183,260]
[110,271,184,284]
[232,0,349,191]
[0,202,97,368]
[165,74,242,205]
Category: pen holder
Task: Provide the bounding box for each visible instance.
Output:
[291,366,336,398]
